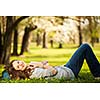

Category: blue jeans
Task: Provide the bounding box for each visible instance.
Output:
[64,43,100,77]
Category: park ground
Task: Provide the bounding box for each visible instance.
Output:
[0,43,100,83]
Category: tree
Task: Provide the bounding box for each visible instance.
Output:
[77,16,82,46]
[12,26,19,55]
[12,17,18,56]
[0,16,29,64]
[50,38,53,48]
[20,24,37,55]
[36,33,41,46]
[86,16,100,46]
[33,16,56,48]
[1,16,15,64]
[42,31,47,48]
[54,16,83,47]
[0,16,6,62]
[0,23,3,58]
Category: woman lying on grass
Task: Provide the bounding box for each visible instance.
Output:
[2,43,100,80]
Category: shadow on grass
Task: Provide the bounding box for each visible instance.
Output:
[53,45,79,49]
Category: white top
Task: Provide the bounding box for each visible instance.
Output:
[29,65,75,80]
[53,66,75,80]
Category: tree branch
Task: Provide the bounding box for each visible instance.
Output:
[12,16,29,31]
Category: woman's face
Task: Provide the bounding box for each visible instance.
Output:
[12,60,26,71]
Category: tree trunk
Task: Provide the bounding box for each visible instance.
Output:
[1,16,14,64]
[89,26,94,47]
[20,26,31,55]
[0,17,6,61]
[50,39,53,48]
[77,22,82,46]
[95,37,99,43]
[20,25,37,55]
[2,16,6,33]
[12,27,18,55]
[11,16,29,31]
[36,33,41,46]
[0,23,2,49]
[91,37,94,47]
[42,32,47,48]
[88,17,94,47]
[58,43,63,48]
[24,34,31,52]
[0,24,3,63]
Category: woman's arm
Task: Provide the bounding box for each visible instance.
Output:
[29,61,44,68]
[29,61,57,75]
[29,61,49,68]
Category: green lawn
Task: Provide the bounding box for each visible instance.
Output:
[0,43,100,83]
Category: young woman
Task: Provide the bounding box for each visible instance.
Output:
[2,43,100,80]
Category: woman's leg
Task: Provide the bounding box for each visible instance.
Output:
[64,43,100,77]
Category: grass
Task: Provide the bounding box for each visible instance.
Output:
[0,43,100,83]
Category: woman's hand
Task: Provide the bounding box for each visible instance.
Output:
[29,62,44,68]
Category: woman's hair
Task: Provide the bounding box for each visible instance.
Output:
[9,60,17,67]
[24,65,34,78]
[4,60,16,74]
[4,60,28,80]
